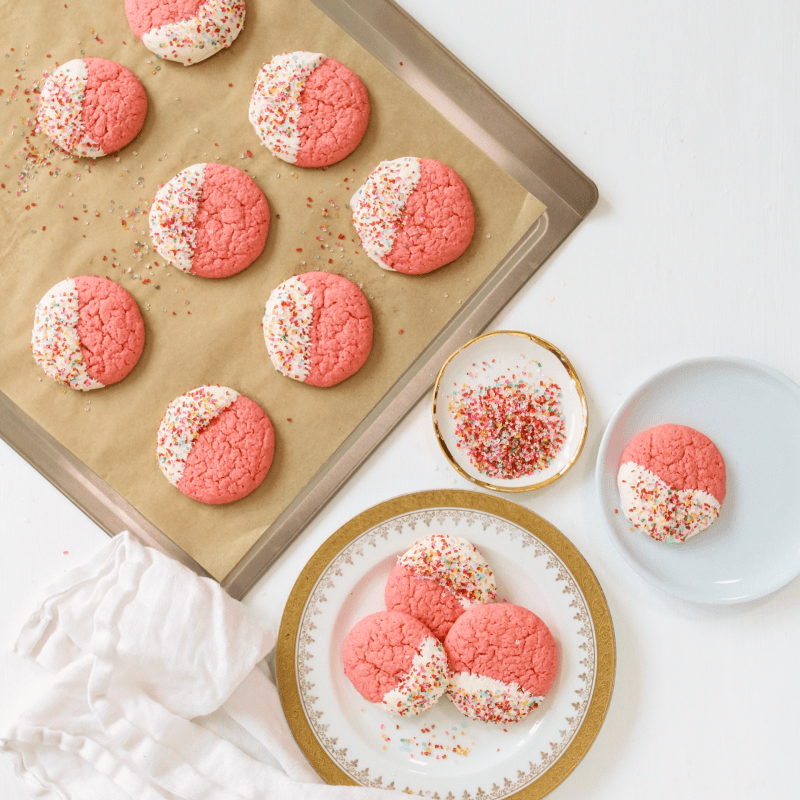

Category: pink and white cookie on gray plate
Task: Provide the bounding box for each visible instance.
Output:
[31,276,145,391]
[262,272,372,387]
[351,157,475,275]
[124,0,246,65]
[343,610,450,716]
[444,603,558,724]
[157,385,275,504]
[249,51,369,167]
[617,423,727,543]
[385,534,497,641]
[149,163,270,278]
[37,58,147,157]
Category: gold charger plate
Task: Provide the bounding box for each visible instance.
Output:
[277,490,615,799]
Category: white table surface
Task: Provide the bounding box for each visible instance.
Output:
[3,0,800,797]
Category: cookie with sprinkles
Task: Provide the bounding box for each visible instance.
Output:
[444,603,558,725]
[157,385,275,504]
[37,58,147,157]
[618,423,726,543]
[343,611,450,716]
[262,272,372,387]
[31,277,145,391]
[385,535,497,640]
[149,163,269,278]
[351,157,475,275]
[125,0,246,65]
[249,51,370,168]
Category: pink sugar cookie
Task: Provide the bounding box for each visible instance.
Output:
[618,423,726,543]
[37,58,147,157]
[31,276,145,391]
[444,603,558,724]
[157,385,275,504]
[263,272,372,387]
[125,0,246,65]
[342,611,450,716]
[385,535,497,641]
[149,163,270,278]
[351,157,475,275]
[249,51,369,168]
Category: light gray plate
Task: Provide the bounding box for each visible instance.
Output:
[596,357,800,603]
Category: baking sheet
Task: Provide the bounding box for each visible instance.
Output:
[0,0,550,580]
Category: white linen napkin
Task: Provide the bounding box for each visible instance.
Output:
[0,532,395,800]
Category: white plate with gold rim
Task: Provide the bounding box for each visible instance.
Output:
[277,490,614,800]
[596,357,800,603]
[432,332,588,492]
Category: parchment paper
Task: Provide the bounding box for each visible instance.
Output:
[0,0,545,579]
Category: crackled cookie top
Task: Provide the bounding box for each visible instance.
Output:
[125,0,246,65]
[157,385,274,504]
[385,535,497,640]
[351,157,474,274]
[262,272,372,387]
[37,58,147,157]
[31,276,145,391]
[343,611,450,716]
[444,603,558,724]
[617,423,726,543]
[149,163,269,278]
[249,51,370,167]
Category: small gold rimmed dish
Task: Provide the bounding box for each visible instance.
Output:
[432,331,588,492]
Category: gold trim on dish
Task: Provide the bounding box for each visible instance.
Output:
[276,489,615,799]
[431,331,589,493]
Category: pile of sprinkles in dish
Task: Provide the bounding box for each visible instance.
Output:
[448,375,567,479]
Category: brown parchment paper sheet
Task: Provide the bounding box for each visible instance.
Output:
[0,0,545,580]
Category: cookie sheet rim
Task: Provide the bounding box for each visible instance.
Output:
[431,331,589,493]
[276,489,616,799]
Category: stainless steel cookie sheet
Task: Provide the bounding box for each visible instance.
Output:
[0,0,596,600]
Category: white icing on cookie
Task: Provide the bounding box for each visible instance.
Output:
[37,59,104,158]
[157,385,238,486]
[262,276,314,382]
[398,534,497,609]
[149,163,206,273]
[351,157,422,270]
[248,51,326,164]
[617,461,721,543]
[381,636,449,716]
[30,278,103,391]
[141,0,246,66]
[448,672,543,723]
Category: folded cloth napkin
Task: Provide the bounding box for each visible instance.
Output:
[0,532,395,800]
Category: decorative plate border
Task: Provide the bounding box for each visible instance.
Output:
[277,490,615,799]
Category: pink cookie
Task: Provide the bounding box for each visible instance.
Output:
[385,535,497,641]
[618,423,726,543]
[37,58,147,157]
[249,51,370,168]
[351,157,475,275]
[31,276,145,391]
[342,611,450,716]
[125,0,246,65]
[157,385,275,504]
[444,603,558,724]
[149,163,270,278]
[263,272,372,387]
